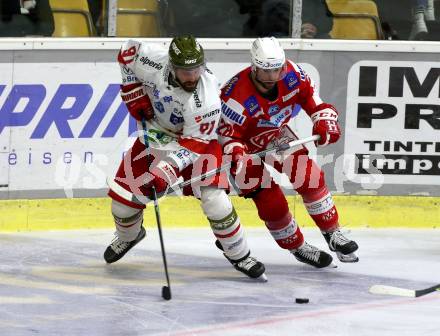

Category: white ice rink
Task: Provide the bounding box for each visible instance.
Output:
[1,228,439,336]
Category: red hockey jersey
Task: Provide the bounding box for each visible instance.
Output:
[218,60,332,154]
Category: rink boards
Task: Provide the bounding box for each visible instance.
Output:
[0,39,439,230]
[1,195,439,231]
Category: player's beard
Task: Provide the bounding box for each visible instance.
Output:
[254,76,276,92]
[259,80,276,90]
[180,80,198,92]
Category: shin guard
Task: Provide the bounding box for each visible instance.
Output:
[200,188,249,261]
[252,185,304,250]
[111,199,144,242]
[301,186,339,232]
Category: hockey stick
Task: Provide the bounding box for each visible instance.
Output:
[369,283,440,298]
[107,135,320,205]
[141,118,172,301]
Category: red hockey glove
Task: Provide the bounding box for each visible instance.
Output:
[148,160,179,197]
[310,105,341,147]
[224,141,248,177]
[120,83,154,121]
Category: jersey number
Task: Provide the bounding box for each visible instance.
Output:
[199,121,216,135]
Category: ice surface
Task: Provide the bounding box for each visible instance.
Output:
[0,228,439,336]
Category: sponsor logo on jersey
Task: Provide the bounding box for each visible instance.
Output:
[173,108,182,116]
[257,119,275,127]
[122,66,134,75]
[282,88,299,102]
[201,108,220,120]
[169,113,184,125]
[244,96,261,116]
[283,71,299,90]
[122,75,137,84]
[297,65,306,81]
[154,101,165,113]
[121,66,136,84]
[257,106,291,128]
[163,95,173,104]
[194,115,202,123]
[139,56,163,70]
[268,105,280,116]
[221,104,245,125]
[193,89,202,108]
[223,76,239,96]
[272,107,291,125]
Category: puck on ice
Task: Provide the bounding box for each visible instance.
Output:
[295,298,309,304]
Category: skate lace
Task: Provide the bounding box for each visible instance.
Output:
[296,243,320,263]
[329,229,350,250]
[236,256,258,271]
[110,237,130,254]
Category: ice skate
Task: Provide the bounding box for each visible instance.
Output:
[291,242,335,268]
[104,226,146,263]
[215,240,267,282]
[323,228,359,263]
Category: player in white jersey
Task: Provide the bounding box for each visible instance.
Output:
[105,35,266,281]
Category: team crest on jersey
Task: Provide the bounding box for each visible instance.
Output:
[118,46,137,65]
[268,105,280,116]
[244,96,261,116]
[249,129,280,148]
[223,76,239,96]
[283,71,299,90]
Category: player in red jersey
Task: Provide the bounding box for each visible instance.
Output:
[218,37,359,268]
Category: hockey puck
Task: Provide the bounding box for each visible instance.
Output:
[295,298,309,304]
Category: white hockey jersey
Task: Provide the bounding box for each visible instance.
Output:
[118,40,222,160]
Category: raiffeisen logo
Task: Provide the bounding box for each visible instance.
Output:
[0,83,138,138]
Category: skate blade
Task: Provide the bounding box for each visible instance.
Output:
[254,272,268,282]
[336,252,359,263]
[328,262,338,268]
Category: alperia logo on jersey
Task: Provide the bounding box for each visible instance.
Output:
[193,89,202,108]
[139,56,163,70]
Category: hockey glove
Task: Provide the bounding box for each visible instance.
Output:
[310,104,341,147]
[120,83,154,121]
[148,160,179,198]
[223,142,246,177]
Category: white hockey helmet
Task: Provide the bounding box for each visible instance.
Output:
[250,37,286,70]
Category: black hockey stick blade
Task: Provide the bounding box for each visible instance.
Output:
[369,283,440,298]
[162,286,172,300]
